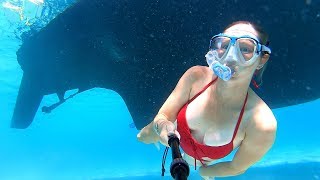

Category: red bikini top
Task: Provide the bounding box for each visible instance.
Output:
[176,77,248,167]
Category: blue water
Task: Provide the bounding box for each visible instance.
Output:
[0,1,320,180]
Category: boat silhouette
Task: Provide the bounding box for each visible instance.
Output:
[11,0,320,129]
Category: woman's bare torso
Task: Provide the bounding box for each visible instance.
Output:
[181,66,265,165]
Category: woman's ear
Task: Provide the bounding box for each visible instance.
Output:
[257,53,270,70]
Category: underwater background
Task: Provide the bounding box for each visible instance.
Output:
[1,0,320,179]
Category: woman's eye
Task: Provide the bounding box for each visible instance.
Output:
[221,43,229,49]
[240,47,253,54]
[241,47,249,53]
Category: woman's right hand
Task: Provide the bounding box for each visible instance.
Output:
[137,122,160,145]
[137,120,180,147]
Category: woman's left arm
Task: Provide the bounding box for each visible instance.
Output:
[200,108,277,177]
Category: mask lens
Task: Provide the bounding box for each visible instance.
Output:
[210,37,230,58]
[237,38,257,61]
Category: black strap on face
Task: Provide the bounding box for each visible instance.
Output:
[263,40,271,54]
[266,40,270,47]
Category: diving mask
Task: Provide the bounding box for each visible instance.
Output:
[205,33,271,81]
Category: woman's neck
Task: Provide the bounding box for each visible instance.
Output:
[212,76,251,110]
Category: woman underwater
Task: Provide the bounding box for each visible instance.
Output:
[137,21,277,179]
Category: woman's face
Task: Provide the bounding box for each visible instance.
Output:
[222,24,263,78]
[205,23,270,81]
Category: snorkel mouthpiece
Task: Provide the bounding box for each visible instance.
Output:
[205,51,236,81]
[212,61,232,81]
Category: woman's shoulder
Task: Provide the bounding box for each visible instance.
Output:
[185,65,214,83]
[247,93,277,134]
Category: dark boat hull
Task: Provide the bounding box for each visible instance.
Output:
[12,0,320,129]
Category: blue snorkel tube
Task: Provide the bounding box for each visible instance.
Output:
[168,134,190,180]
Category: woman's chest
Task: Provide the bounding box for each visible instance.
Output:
[184,92,247,147]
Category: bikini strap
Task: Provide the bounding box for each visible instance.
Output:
[188,77,218,103]
[231,92,249,140]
